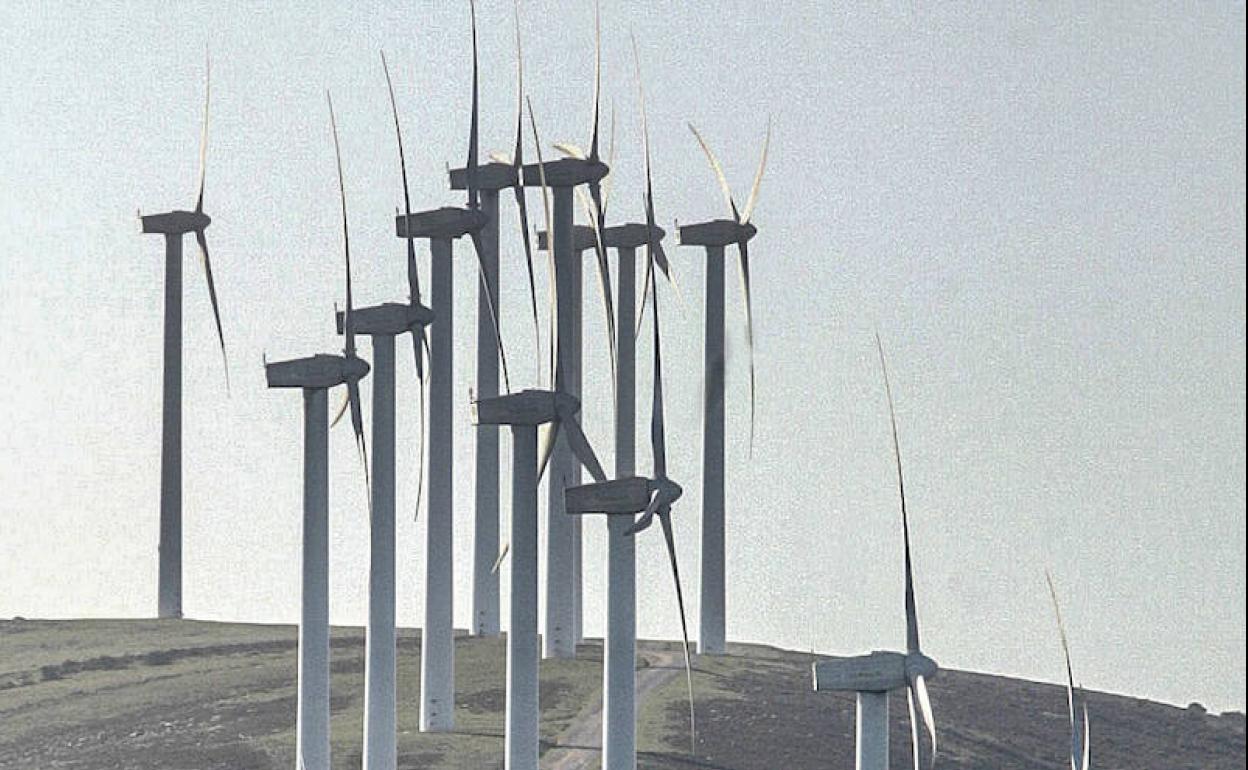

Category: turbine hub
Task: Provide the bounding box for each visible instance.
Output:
[652,477,683,504]
[905,651,939,681]
[342,354,370,381]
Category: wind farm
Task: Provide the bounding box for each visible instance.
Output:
[1,2,1245,770]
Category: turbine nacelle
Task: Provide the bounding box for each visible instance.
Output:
[537,222,667,253]
[518,157,608,189]
[812,650,940,694]
[447,160,520,192]
[265,353,371,390]
[677,218,756,249]
[651,476,683,505]
[335,302,434,337]
[565,476,651,514]
[905,650,939,682]
[140,209,211,236]
[395,206,488,241]
[471,388,580,427]
[565,475,682,528]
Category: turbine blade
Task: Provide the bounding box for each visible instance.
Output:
[510,3,543,381]
[195,229,229,391]
[527,97,558,386]
[635,249,653,341]
[564,416,606,483]
[908,684,923,770]
[578,184,619,386]
[635,255,653,340]
[914,673,938,769]
[632,35,657,333]
[1080,700,1091,770]
[588,0,601,161]
[688,123,740,223]
[469,230,513,393]
[630,36,679,337]
[653,239,675,286]
[554,142,587,160]
[327,92,355,357]
[331,388,350,429]
[466,0,481,211]
[1046,570,1081,770]
[624,488,662,535]
[195,48,210,213]
[381,51,424,309]
[349,378,372,507]
[514,173,543,383]
[414,336,427,519]
[536,421,561,483]
[491,541,510,574]
[412,326,426,380]
[658,509,697,756]
[737,239,757,454]
[877,333,919,654]
[602,104,616,217]
[740,118,771,224]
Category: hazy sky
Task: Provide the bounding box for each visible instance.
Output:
[1,2,1244,712]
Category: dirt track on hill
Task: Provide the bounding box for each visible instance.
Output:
[541,649,684,770]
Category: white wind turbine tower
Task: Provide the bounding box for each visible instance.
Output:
[263,92,370,770]
[812,336,938,770]
[678,120,770,655]
[1047,571,1092,770]
[138,53,228,620]
[326,54,435,770]
[473,110,609,769]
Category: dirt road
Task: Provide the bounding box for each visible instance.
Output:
[541,649,684,770]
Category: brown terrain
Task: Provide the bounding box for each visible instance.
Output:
[0,619,1242,769]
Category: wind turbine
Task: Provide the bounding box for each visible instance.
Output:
[138,53,228,620]
[263,92,370,770]
[811,337,938,770]
[679,120,770,655]
[1047,572,1092,770]
[553,38,674,770]
[473,106,608,770]
[443,0,537,639]
[564,84,698,757]
[392,0,511,732]
[328,54,435,770]
[512,0,618,659]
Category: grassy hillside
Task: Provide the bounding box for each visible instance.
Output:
[0,619,1242,769]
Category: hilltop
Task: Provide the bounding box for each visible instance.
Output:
[0,619,1242,769]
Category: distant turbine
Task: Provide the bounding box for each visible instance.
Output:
[678,119,770,654]
[1046,571,1092,770]
[812,336,938,770]
[263,92,370,770]
[328,53,436,770]
[392,9,509,724]
[508,0,617,659]
[552,38,675,769]
[138,52,228,620]
[473,141,606,770]
[565,168,698,758]
[445,0,542,639]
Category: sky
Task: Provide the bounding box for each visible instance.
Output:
[0,1,1244,713]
